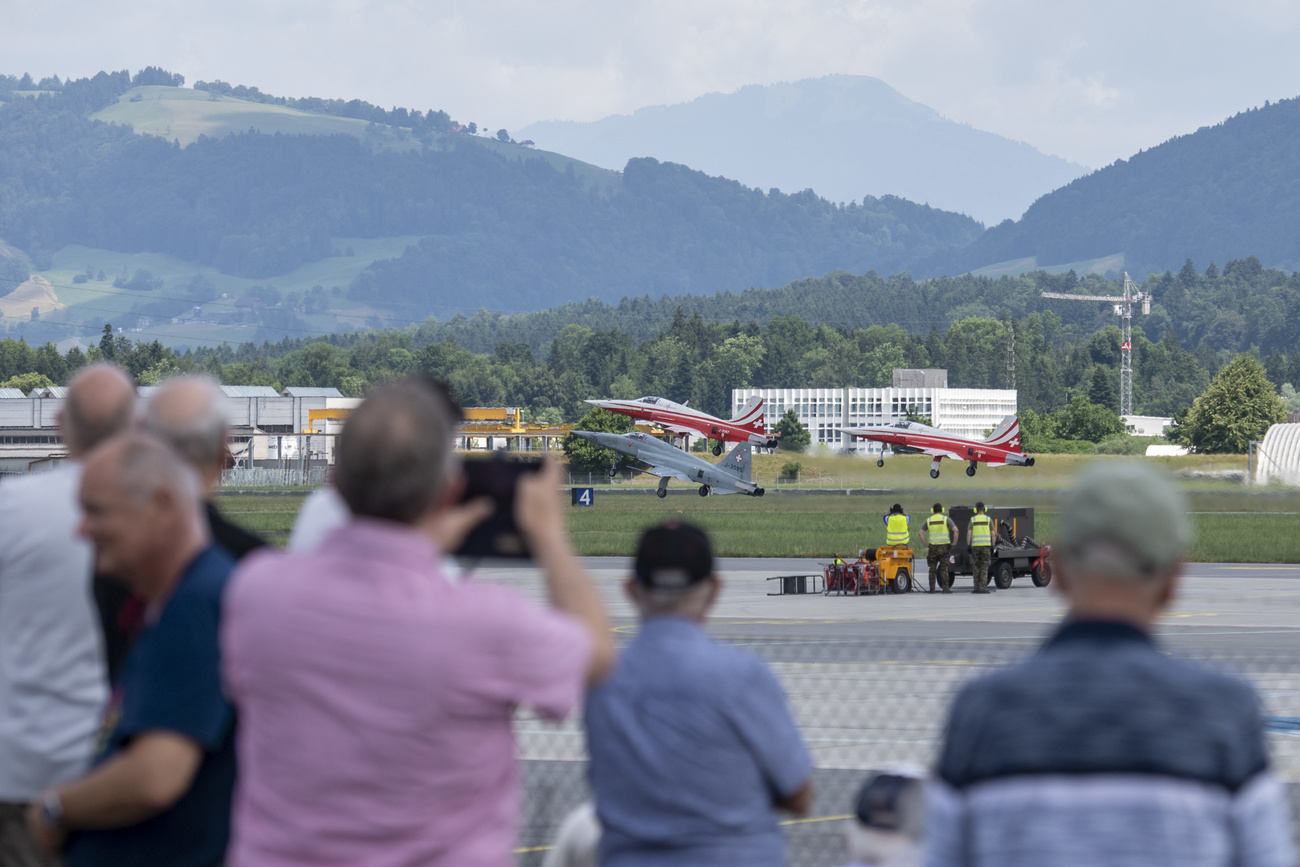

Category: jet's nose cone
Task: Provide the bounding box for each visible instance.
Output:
[585,399,614,408]
[570,430,598,442]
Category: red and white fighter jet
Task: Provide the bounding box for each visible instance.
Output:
[838,415,1036,479]
[584,395,778,455]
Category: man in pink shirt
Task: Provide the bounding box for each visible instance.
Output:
[221,380,614,867]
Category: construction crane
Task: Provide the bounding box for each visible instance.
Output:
[1041,272,1151,418]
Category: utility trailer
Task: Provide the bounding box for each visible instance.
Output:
[946,505,1050,589]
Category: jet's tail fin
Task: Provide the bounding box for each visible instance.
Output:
[985,416,1022,452]
[719,441,752,483]
[731,396,765,433]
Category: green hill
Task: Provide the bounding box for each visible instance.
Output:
[0,68,982,345]
[923,96,1300,278]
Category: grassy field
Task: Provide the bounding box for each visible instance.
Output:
[5,237,425,348]
[91,87,621,192]
[215,454,1300,563]
[579,451,1255,492]
[92,86,412,148]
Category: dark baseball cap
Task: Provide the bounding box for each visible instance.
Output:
[633,521,714,589]
[854,770,925,836]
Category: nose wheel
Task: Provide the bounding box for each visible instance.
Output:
[877,458,884,467]
[608,464,619,479]
[712,441,723,456]
[929,457,942,479]
[698,485,711,497]
[966,461,977,477]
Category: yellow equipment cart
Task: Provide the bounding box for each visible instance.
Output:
[861,546,915,593]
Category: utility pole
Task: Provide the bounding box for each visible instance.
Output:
[1004,317,1017,391]
[1042,272,1150,418]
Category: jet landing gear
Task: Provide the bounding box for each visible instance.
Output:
[929,457,942,479]
[608,463,620,480]
[698,485,711,497]
[966,461,977,477]
[656,478,670,498]
[712,440,723,456]
[877,458,885,468]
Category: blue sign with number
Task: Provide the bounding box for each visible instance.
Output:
[571,487,594,507]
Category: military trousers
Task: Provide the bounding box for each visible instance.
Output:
[971,546,992,591]
[926,544,952,591]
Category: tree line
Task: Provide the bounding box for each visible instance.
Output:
[3,306,1298,456]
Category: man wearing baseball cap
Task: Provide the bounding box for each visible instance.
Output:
[584,521,813,866]
[926,462,1294,866]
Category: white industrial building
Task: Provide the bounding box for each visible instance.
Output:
[733,370,1018,451]
[1255,423,1300,486]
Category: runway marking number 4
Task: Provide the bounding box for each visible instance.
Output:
[572,487,594,507]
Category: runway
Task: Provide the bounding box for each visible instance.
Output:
[476,558,1300,865]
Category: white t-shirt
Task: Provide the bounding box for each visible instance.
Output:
[0,464,107,800]
[286,486,350,553]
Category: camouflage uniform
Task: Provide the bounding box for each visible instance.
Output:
[971,546,992,592]
[927,545,952,592]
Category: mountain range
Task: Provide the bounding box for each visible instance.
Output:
[518,75,1088,226]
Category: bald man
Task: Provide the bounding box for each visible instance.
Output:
[143,375,266,559]
[0,364,134,867]
[25,435,238,867]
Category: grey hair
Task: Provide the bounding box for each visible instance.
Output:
[117,434,203,510]
[142,374,230,472]
[334,380,462,524]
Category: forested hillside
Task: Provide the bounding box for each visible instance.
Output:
[921,96,1300,277]
[0,68,981,323]
[4,260,1298,436]
[400,258,1300,359]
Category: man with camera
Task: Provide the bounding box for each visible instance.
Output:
[220,379,614,866]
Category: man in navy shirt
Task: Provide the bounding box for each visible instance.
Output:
[585,522,813,866]
[25,434,236,867]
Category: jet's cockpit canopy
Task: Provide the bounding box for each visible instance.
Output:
[638,396,663,404]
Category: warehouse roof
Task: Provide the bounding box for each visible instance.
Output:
[281,387,343,397]
[0,388,26,399]
[220,385,281,398]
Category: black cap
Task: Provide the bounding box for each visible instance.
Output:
[854,772,925,834]
[634,521,714,589]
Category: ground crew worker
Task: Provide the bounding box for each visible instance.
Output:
[883,504,910,548]
[969,501,996,595]
[919,503,958,593]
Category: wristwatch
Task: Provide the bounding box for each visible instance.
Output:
[37,790,64,830]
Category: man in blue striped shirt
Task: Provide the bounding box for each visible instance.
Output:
[927,462,1294,867]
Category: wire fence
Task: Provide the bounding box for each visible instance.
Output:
[512,630,1300,866]
[219,467,330,487]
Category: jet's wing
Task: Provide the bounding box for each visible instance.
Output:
[907,444,966,461]
[644,465,694,484]
[659,423,706,437]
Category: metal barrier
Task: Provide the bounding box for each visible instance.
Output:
[512,631,1300,866]
[219,467,330,488]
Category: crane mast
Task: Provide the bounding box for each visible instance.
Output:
[1041,272,1150,418]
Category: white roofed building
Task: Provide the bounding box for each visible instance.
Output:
[733,377,1018,451]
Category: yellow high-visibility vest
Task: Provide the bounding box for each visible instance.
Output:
[885,514,910,546]
[925,512,951,545]
[970,513,993,547]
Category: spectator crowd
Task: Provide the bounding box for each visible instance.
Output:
[0,364,1294,867]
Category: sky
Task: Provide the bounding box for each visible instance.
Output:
[6,0,1300,168]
